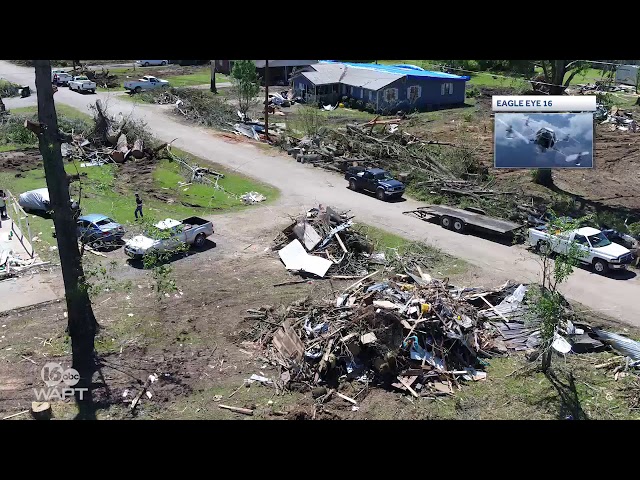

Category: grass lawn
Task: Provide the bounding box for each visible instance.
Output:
[164,68,229,87]
[9,104,93,122]
[354,224,468,277]
[0,105,279,256]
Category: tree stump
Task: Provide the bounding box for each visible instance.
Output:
[31,401,52,420]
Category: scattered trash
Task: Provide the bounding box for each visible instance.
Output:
[248,374,273,384]
[240,192,266,204]
[218,404,254,416]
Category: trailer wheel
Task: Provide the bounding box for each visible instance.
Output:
[440,216,452,229]
[452,218,465,233]
[593,258,609,274]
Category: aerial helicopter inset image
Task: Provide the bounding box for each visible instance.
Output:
[496,115,591,167]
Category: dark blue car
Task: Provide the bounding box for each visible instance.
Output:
[77,214,125,249]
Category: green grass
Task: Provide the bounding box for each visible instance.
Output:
[166,70,229,87]
[10,104,93,122]
[0,147,279,252]
[354,224,468,277]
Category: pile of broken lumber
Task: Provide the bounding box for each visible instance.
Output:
[240,279,538,402]
[273,204,381,278]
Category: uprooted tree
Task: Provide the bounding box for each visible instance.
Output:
[32,60,99,418]
[231,59,260,118]
[527,213,586,372]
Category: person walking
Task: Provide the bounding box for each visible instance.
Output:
[0,190,7,220]
[134,193,143,220]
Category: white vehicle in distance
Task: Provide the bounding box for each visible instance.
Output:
[124,75,170,93]
[68,76,97,93]
[51,69,73,86]
[528,226,634,274]
[135,60,169,67]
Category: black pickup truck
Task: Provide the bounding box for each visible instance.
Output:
[344,166,406,201]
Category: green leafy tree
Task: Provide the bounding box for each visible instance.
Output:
[231,60,260,118]
[528,213,586,371]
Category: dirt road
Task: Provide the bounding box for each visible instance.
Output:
[1,60,638,326]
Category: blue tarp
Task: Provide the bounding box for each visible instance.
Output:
[320,61,470,81]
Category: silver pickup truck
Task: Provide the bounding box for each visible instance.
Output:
[528,226,633,274]
[124,216,214,260]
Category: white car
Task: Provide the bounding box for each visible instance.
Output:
[528,226,634,274]
[135,60,169,67]
[124,75,170,93]
[68,76,97,93]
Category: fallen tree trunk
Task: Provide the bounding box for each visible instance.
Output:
[110,134,129,163]
[132,138,144,159]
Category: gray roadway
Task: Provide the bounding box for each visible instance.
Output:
[1,60,639,326]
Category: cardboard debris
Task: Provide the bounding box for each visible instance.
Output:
[278,239,333,278]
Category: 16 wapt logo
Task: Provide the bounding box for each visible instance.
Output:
[34,362,88,401]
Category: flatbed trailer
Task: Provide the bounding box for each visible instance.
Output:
[403,205,522,235]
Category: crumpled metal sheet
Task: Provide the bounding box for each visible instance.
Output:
[593,329,640,362]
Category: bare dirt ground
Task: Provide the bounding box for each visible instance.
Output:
[0,204,481,420]
[0,150,43,172]
[405,88,640,214]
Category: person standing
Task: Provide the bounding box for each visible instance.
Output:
[134,193,144,220]
[0,190,7,220]
[134,193,143,220]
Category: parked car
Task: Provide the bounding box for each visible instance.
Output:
[135,60,169,67]
[124,217,214,260]
[68,76,96,93]
[344,166,405,201]
[51,69,73,86]
[77,214,125,249]
[528,226,634,274]
[124,75,170,93]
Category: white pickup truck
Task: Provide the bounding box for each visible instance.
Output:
[68,76,97,93]
[124,217,214,260]
[51,69,73,86]
[124,75,169,93]
[528,226,634,274]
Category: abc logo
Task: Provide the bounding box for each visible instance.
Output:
[41,362,80,387]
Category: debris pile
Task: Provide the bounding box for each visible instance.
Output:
[273,205,378,278]
[0,249,48,279]
[599,106,638,132]
[241,192,266,204]
[242,279,534,401]
[80,68,120,89]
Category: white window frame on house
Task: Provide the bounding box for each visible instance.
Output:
[383,87,398,103]
[361,89,364,99]
[407,85,422,102]
[368,90,373,102]
[350,86,354,96]
[441,82,454,95]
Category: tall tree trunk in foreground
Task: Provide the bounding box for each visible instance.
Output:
[33,60,98,418]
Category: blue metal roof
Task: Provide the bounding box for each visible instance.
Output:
[320,61,470,81]
[79,214,110,223]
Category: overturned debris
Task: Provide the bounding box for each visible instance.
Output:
[241,192,266,204]
[273,204,377,278]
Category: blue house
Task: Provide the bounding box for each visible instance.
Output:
[290,61,470,113]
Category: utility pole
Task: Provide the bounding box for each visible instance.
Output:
[210,60,217,94]
[264,59,269,140]
[31,60,98,418]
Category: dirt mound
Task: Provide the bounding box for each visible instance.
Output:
[0,149,42,172]
[115,156,171,202]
